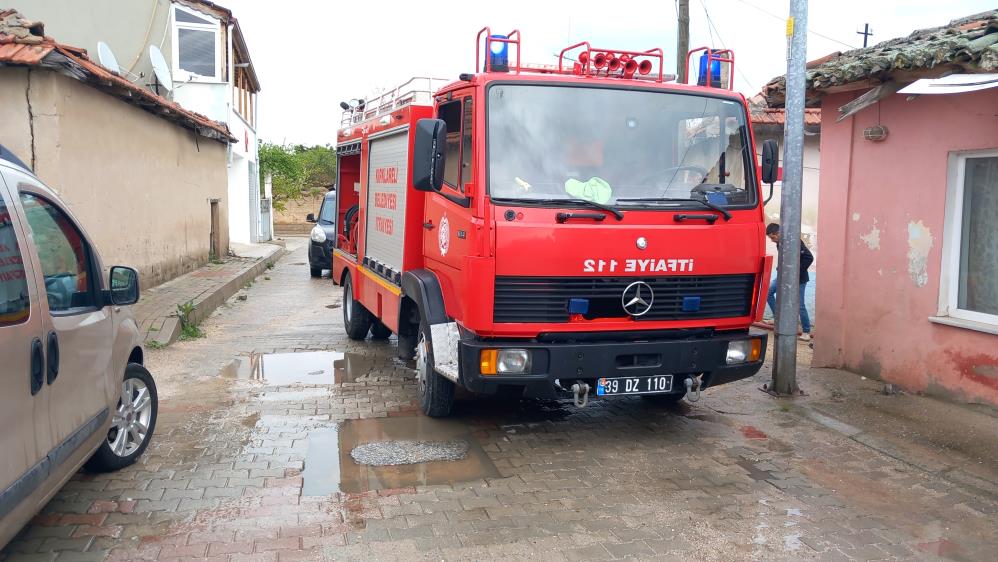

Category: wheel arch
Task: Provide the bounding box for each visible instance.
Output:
[401,269,448,327]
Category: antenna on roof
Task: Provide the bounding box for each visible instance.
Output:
[96,40,142,81]
[148,45,174,95]
[97,41,120,74]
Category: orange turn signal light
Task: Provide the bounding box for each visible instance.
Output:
[480,349,498,375]
[749,338,762,362]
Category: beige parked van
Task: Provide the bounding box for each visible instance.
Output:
[0,147,157,547]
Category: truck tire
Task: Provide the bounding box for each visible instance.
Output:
[86,364,158,472]
[343,273,372,340]
[415,320,454,417]
[370,321,392,340]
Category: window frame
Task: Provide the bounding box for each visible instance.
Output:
[438,99,463,192]
[18,191,101,317]
[0,182,31,327]
[171,4,222,83]
[935,148,998,331]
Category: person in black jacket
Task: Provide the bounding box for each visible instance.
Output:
[766,223,814,341]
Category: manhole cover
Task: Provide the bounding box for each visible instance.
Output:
[350,440,469,466]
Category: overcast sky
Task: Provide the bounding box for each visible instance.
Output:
[224,0,995,146]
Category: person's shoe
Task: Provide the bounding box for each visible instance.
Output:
[798,333,812,342]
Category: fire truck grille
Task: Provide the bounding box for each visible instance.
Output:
[493,274,756,323]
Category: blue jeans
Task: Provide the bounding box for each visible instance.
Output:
[768,280,811,334]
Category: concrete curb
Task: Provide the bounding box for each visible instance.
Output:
[145,243,287,347]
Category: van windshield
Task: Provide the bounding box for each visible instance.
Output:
[487,85,755,208]
[318,199,336,224]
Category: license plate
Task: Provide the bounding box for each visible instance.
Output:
[596,375,673,396]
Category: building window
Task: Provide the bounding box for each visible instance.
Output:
[173,5,220,81]
[938,150,998,329]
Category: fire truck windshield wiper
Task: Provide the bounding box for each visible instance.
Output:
[615,197,732,221]
[491,197,624,221]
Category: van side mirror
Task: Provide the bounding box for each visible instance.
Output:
[412,118,446,192]
[761,139,779,185]
[306,213,316,223]
[108,266,140,306]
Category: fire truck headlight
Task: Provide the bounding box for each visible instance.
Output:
[497,349,531,374]
[310,225,327,243]
[726,339,762,365]
[481,349,531,374]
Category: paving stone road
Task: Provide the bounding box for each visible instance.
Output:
[3,238,996,561]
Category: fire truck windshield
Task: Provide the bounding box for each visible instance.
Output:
[487,85,755,208]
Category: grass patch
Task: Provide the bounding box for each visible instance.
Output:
[146,340,165,350]
[176,300,205,340]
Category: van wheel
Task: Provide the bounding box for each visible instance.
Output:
[343,273,372,340]
[370,321,392,340]
[415,321,454,417]
[86,364,158,472]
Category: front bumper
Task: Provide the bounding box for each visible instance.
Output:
[457,330,767,398]
[309,240,332,269]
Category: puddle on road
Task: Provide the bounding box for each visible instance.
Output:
[220,351,378,385]
[302,416,499,495]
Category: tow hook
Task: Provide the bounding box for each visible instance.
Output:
[571,382,590,408]
[684,375,703,403]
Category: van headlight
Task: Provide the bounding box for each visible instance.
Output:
[726,339,762,364]
[310,225,327,243]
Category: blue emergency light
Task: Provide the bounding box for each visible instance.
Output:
[488,34,509,72]
[697,50,722,88]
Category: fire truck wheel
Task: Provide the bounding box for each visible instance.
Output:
[370,321,392,340]
[343,273,372,340]
[416,324,454,417]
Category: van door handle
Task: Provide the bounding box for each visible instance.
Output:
[46,331,60,385]
[423,221,435,230]
[30,338,44,395]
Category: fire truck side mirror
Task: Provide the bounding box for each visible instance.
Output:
[413,118,447,192]
[760,139,779,185]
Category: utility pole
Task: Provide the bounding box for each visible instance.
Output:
[677,0,690,83]
[772,0,809,395]
[857,23,873,48]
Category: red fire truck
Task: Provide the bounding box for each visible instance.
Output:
[330,29,778,416]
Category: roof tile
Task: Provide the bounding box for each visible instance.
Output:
[0,8,234,143]
[763,10,998,107]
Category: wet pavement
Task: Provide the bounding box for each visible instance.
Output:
[3,237,998,561]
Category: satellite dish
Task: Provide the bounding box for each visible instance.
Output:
[148,45,173,92]
[96,41,120,74]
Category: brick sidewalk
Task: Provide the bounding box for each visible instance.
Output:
[135,244,285,347]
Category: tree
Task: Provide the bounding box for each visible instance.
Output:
[258,142,336,211]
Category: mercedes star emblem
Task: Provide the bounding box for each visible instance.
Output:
[621,281,654,317]
[636,237,648,250]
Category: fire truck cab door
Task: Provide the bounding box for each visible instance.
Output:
[423,95,476,291]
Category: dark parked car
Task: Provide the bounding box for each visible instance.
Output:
[307,190,336,278]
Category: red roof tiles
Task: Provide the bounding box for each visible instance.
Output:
[0,9,234,143]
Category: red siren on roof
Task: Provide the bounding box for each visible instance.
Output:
[474,27,668,82]
[558,41,665,82]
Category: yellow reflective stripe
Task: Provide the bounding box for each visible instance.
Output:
[358,265,402,296]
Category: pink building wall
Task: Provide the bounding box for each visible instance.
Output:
[814,89,998,406]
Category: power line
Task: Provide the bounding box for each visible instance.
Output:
[699,0,757,90]
[730,0,859,50]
